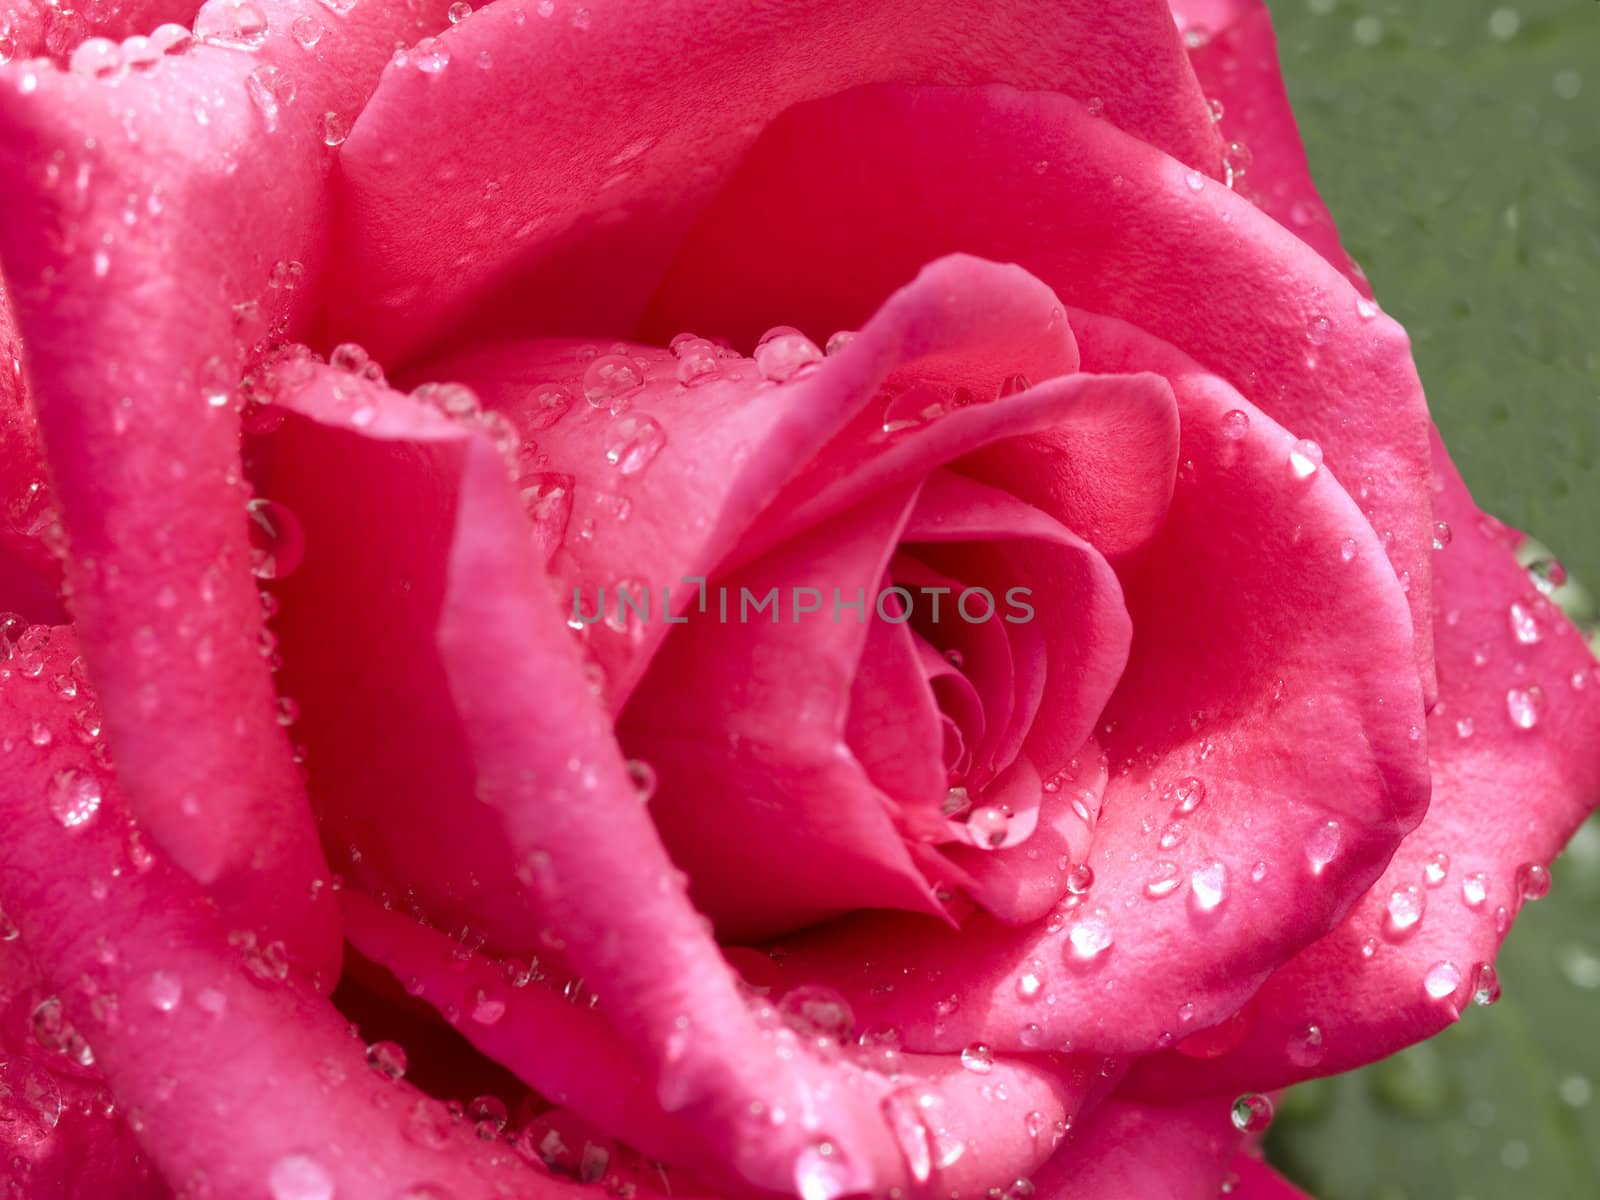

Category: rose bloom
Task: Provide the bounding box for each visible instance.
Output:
[0,0,1596,1196]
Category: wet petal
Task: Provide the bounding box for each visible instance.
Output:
[644,82,1435,702]
[1126,432,1600,1098]
[325,0,1222,361]
[0,0,456,973]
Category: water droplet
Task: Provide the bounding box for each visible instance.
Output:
[583,355,644,410]
[1066,911,1113,964]
[1144,860,1181,898]
[1015,964,1044,1000]
[246,64,295,129]
[1289,439,1323,480]
[1455,716,1475,740]
[1423,961,1461,1000]
[674,339,721,387]
[1165,776,1205,816]
[1158,820,1186,850]
[1306,819,1341,874]
[470,985,507,1026]
[1190,860,1227,914]
[246,498,305,580]
[1183,168,1205,193]
[524,384,573,430]
[777,985,854,1042]
[1507,600,1542,645]
[1220,409,1249,440]
[1385,885,1425,937]
[968,805,1009,849]
[1305,315,1332,345]
[1430,520,1453,551]
[1230,1093,1273,1133]
[69,37,124,78]
[1065,864,1094,894]
[792,1142,852,1200]
[1471,962,1501,1006]
[825,330,856,356]
[321,111,349,147]
[194,0,269,49]
[1423,852,1450,887]
[624,758,656,801]
[604,414,666,476]
[146,970,183,1012]
[1515,862,1550,901]
[754,327,822,382]
[959,1043,995,1074]
[290,15,323,46]
[48,768,103,829]
[0,1059,62,1147]
[1527,557,1567,596]
[1461,872,1489,909]
[411,36,450,73]
[1287,1023,1326,1068]
[448,1,472,20]
[268,1154,334,1200]
[366,1040,407,1081]
[1505,685,1544,730]
[1361,936,1379,959]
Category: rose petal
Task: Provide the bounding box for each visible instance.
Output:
[1027,1094,1246,1200]
[1229,1153,1318,1199]
[324,0,1222,362]
[0,0,457,973]
[413,254,1083,708]
[643,82,1436,702]
[620,484,955,941]
[1126,431,1600,1099]
[748,312,1429,1057]
[0,625,564,1198]
[0,277,62,620]
[1172,0,1372,294]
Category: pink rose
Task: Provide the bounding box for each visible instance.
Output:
[0,0,1596,1197]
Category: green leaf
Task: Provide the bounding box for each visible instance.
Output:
[1264,0,1600,588]
[1266,818,1600,1197]
[1259,3,1600,1194]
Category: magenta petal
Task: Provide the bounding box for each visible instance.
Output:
[1229,1153,1319,1199]
[742,313,1429,1057]
[621,485,952,941]
[325,0,1221,362]
[1127,432,1600,1099]
[1027,1095,1246,1200]
[0,278,62,621]
[1173,0,1372,295]
[418,254,1082,709]
[646,83,1435,701]
[0,627,564,1198]
[0,0,458,974]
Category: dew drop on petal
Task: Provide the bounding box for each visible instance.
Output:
[1183,168,1205,192]
[1288,439,1323,480]
[1220,409,1249,440]
[603,414,666,476]
[1505,685,1544,730]
[582,354,644,409]
[1385,885,1425,937]
[1066,911,1113,964]
[1507,600,1542,645]
[776,985,854,1042]
[1432,520,1453,550]
[1165,776,1206,816]
[1423,961,1461,1000]
[1189,860,1227,914]
[792,1142,852,1200]
[1144,860,1181,898]
[146,970,183,1013]
[754,327,823,382]
[0,1059,62,1147]
[1461,872,1489,909]
[1064,864,1094,895]
[268,1154,334,1200]
[1471,962,1501,1006]
[1515,862,1550,902]
[194,0,269,49]
[246,498,305,580]
[48,768,103,829]
[411,36,450,73]
[1230,1093,1273,1133]
[1306,819,1341,875]
[959,1043,995,1074]
[321,111,349,147]
[1423,851,1450,887]
[365,1040,407,1081]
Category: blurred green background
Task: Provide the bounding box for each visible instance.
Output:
[1260,1,1600,1196]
